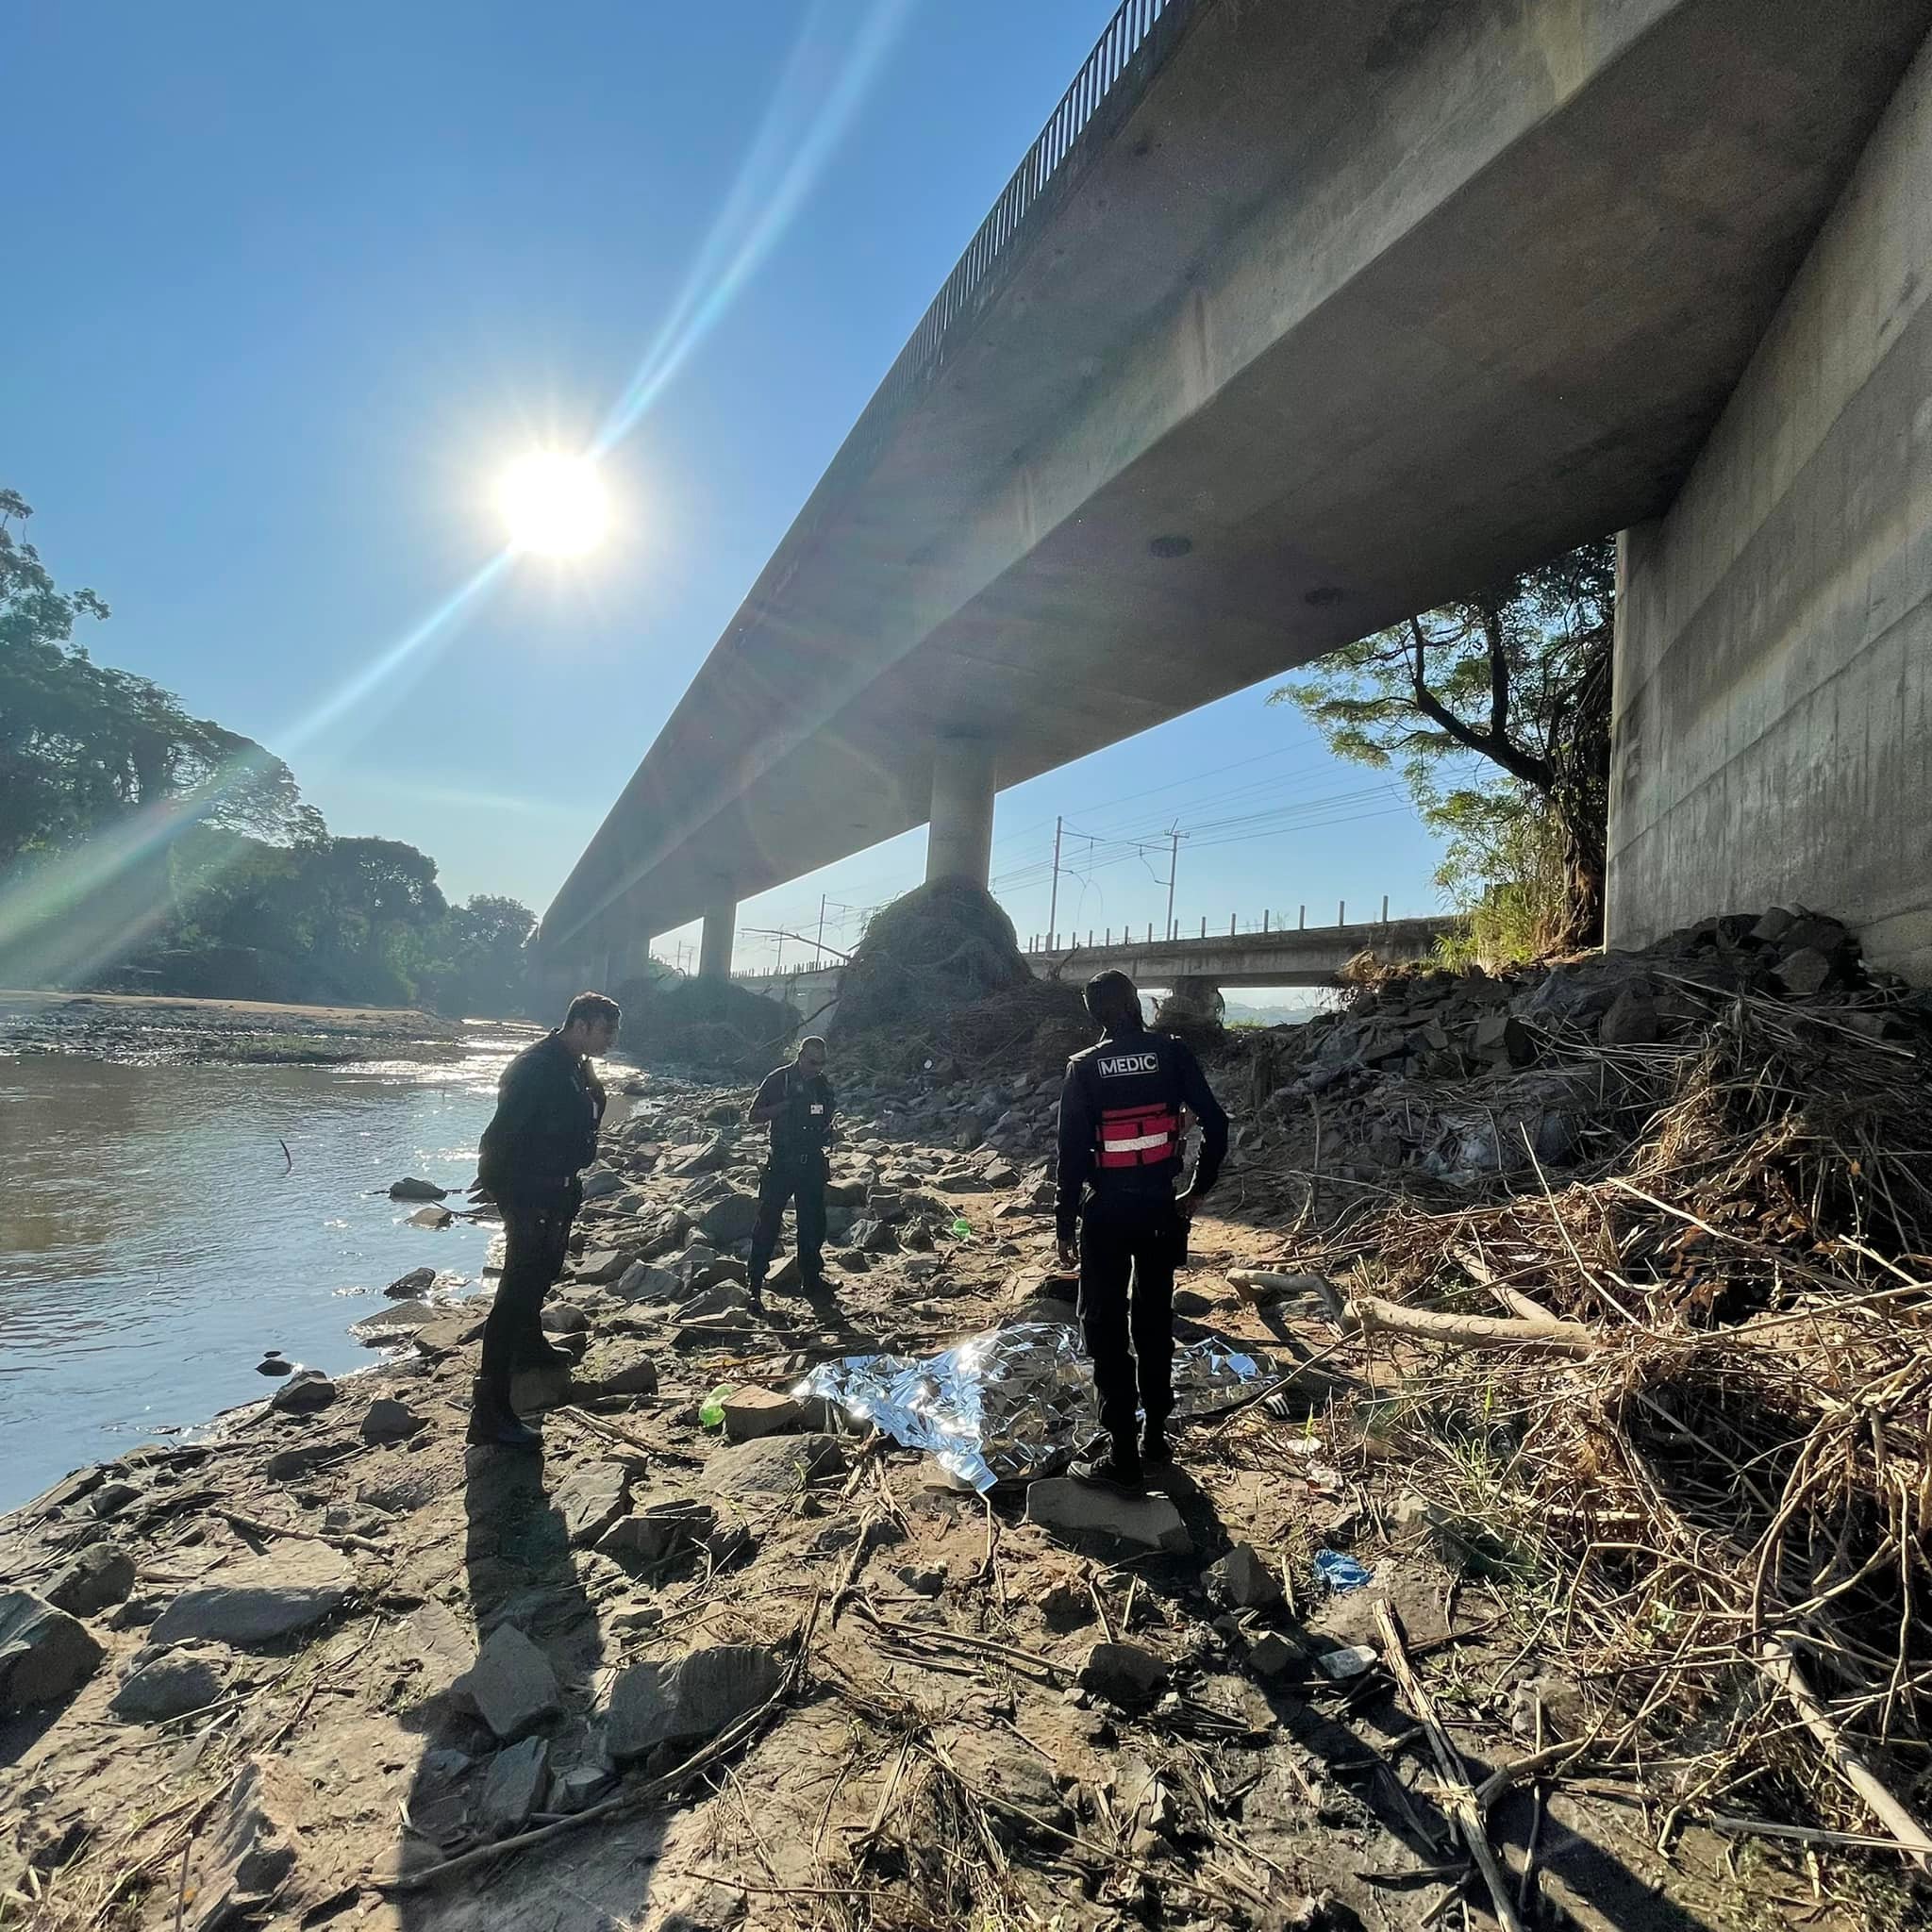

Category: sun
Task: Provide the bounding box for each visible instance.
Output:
[495,452,610,558]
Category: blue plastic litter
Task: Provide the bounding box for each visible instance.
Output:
[1314,1549,1373,1593]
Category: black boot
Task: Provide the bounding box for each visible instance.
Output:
[467,1379,541,1450]
[1142,1422,1174,1470]
[1072,1433,1145,1495]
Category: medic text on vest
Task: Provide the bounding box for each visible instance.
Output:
[1097,1052,1160,1076]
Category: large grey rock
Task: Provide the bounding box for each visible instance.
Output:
[359,1397,427,1444]
[676,1282,753,1324]
[612,1260,680,1302]
[454,1623,560,1740]
[695,1191,760,1247]
[0,1591,105,1712]
[607,1643,784,1761]
[110,1645,225,1722]
[1076,1641,1169,1701]
[672,1133,732,1176]
[598,1500,716,1567]
[579,1164,623,1201]
[269,1368,337,1415]
[389,1178,448,1201]
[556,1461,633,1545]
[43,1541,136,1617]
[148,1546,354,1649]
[350,1300,440,1344]
[1208,1543,1283,1611]
[722,1387,803,1442]
[574,1248,636,1286]
[1597,988,1658,1046]
[699,1434,845,1499]
[508,1361,573,1414]
[91,1480,141,1519]
[477,1737,549,1837]
[584,1352,660,1398]
[385,1265,438,1297]
[1024,1478,1192,1555]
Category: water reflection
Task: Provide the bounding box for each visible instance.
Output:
[0,1024,533,1507]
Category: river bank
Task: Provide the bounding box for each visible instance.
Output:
[0,991,470,1067]
[8,980,1913,1932]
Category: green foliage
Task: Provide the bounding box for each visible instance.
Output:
[0,489,540,1014]
[1430,800,1571,969]
[1272,539,1614,947]
[0,491,319,861]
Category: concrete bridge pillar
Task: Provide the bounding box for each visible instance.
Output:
[925,736,996,888]
[611,929,656,990]
[1155,975,1225,1030]
[698,896,736,982]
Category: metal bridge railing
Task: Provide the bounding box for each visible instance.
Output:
[1027,898,1441,953]
[879,0,1191,418]
[847,0,1197,467]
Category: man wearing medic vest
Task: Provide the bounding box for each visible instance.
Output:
[1056,969,1229,1492]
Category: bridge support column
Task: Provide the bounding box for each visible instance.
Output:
[611,929,656,990]
[1155,976,1225,1030]
[925,737,996,888]
[698,897,736,983]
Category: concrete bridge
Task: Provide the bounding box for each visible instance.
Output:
[541,0,1932,990]
[733,911,1457,1030]
[1021,914,1454,993]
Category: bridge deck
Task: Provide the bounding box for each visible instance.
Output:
[541,0,1929,965]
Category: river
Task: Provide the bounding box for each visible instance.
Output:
[0,1026,532,1509]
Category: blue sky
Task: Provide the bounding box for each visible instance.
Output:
[10,1,1445,975]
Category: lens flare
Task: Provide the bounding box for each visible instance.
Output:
[595,0,910,452]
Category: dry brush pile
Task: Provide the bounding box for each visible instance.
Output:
[1278,925,1932,1864]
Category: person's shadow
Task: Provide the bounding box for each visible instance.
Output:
[391,1441,626,1915]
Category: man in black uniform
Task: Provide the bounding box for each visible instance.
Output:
[745,1035,835,1305]
[1057,970,1227,1491]
[466,991,620,1449]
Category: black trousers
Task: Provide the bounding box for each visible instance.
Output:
[1078,1195,1182,1446]
[478,1186,578,1396]
[748,1153,827,1286]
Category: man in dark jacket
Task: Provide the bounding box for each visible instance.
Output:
[466,991,619,1448]
[745,1035,835,1305]
[1057,970,1227,1491]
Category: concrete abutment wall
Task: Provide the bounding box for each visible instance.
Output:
[1608,29,1932,982]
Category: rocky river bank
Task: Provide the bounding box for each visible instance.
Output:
[12,932,1922,1932]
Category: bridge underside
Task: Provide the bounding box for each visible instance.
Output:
[541,0,1931,983]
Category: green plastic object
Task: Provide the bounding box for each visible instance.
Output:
[951,1217,973,1240]
[699,1383,732,1429]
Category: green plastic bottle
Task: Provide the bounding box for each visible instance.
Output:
[699,1383,732,1429]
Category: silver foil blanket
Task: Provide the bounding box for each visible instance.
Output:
[792,1320,1278,1492]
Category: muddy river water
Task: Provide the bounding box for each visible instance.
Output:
[0,1029,529,1507]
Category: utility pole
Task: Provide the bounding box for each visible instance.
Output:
[1046,816,1063,950]
[1164,824,1185,940]
[816,894,827,965]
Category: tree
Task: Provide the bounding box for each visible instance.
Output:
[1272,539,1614,950]
[422,893,539,1017]
[0,490,318,863]
[3,486,532,1011]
